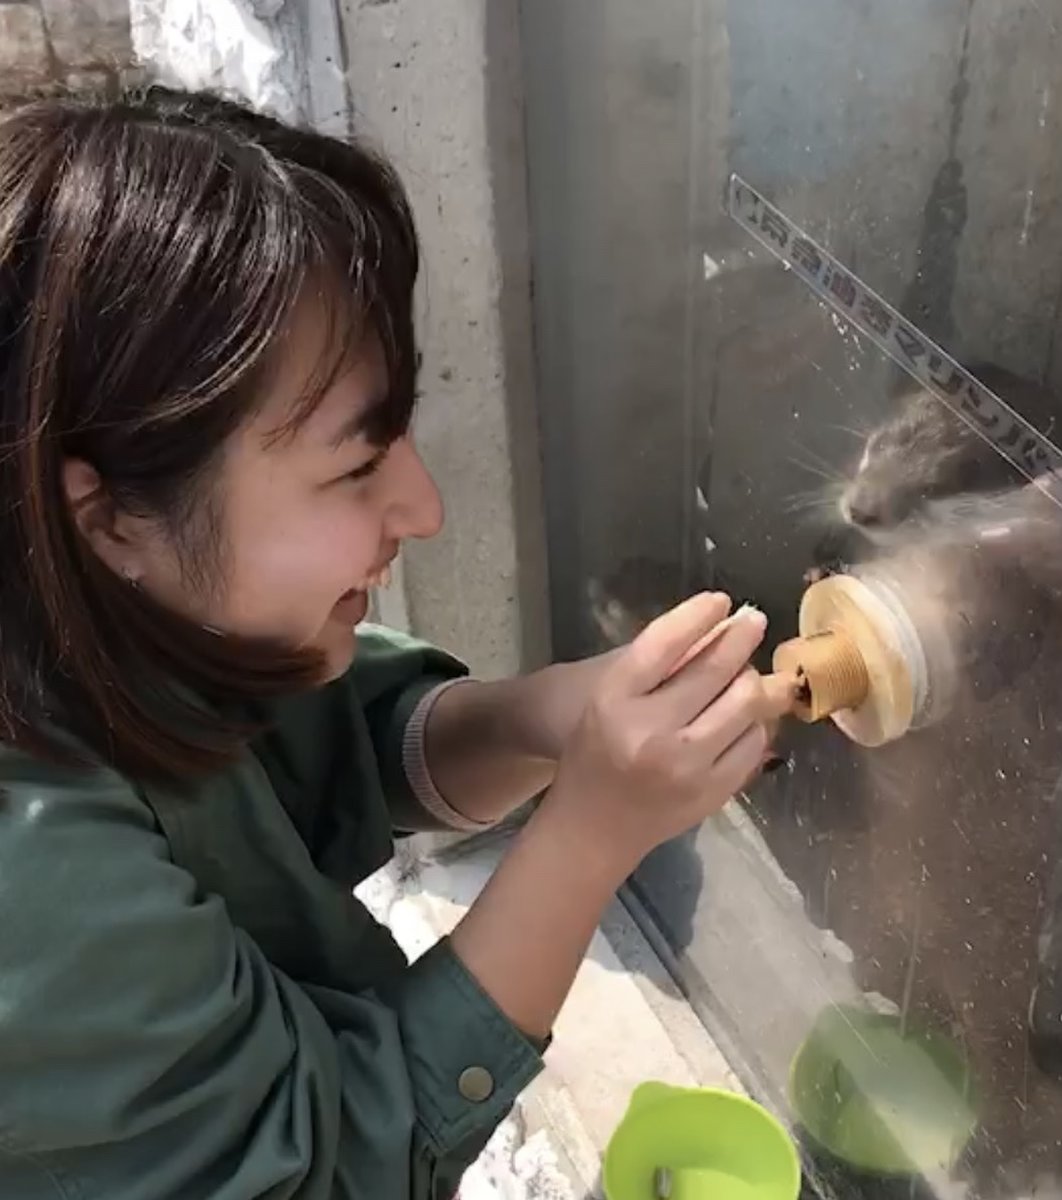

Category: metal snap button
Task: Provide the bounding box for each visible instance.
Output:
[457,1065,494,1103]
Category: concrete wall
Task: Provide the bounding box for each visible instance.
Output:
[337,0,549,678]
[0,0,136,101]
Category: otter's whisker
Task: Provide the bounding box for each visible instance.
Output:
[789,440,848,485]
[788,456,844,485]
[782,482,847,522]
[826,420,870,441]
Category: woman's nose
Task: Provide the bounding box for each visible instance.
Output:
[382,437,444,541]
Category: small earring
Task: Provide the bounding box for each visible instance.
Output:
[122,567,142,590]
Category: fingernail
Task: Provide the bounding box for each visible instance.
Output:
[735,602,767,630]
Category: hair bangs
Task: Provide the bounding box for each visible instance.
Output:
[267,157,420,447]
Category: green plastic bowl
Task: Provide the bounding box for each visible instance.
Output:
[603,1082,802,1200]
[788,1006,977,1177]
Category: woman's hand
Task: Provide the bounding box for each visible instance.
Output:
[418,648,621,826]
[449,592,790,1041]
[512,649,623,761]
[543,593,787,871]
[423,594,789,830]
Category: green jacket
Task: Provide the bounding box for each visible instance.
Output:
[0,626,542,1199]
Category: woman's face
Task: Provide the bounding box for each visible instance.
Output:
[117,303,443,679]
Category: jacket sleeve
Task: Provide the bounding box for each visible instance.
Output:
[251,624,485,879]
[348,623,482,833]
[0,766,542,1200]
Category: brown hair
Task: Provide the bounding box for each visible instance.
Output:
[0,87,420,780]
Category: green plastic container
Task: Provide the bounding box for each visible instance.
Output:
[603,1082,802,1200]
[788,1006,977,1177]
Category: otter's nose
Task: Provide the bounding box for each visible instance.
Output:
[847,503,881,528]
[840,493,881,528]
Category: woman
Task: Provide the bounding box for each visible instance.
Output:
[0,87,787,1199]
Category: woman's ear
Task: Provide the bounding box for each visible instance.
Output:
[62,458,145,583]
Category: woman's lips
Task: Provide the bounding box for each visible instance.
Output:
[331,559,395,626]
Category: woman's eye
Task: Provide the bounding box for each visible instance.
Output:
[344,448,388,483]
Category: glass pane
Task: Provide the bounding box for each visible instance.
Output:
[521,1,1062,1196]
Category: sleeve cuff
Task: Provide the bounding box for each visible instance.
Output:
[383,939,546,1156]
[400,680,494,834]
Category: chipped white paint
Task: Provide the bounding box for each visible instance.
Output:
[129,0,348,134]
[130,0,301,119]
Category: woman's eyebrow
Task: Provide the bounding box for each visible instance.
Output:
[327,394,389,449]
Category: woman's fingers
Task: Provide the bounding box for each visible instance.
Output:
[651,607,768,726]
[605,592,732,697]
[557,596,794,861]
[761,671,801,715]
[709,722,770,800]
[677,667,794,765]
